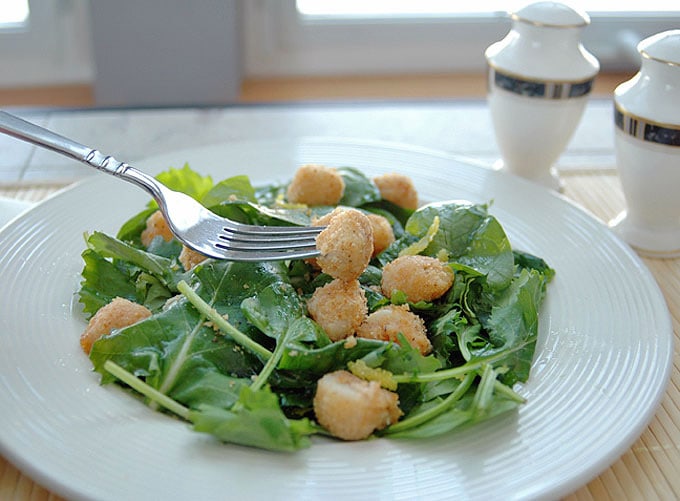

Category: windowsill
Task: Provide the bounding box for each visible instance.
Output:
[238,72,633,102]
[0,72,634,108]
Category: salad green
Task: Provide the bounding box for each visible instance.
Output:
[79,164,554,451]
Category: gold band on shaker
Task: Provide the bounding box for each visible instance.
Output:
[488,66,595,100]
[510,11,589,29]
[614,103,680,147]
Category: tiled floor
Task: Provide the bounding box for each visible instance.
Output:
[0,99,616,184]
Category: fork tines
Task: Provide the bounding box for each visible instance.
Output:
[222,223,324,236]
[213,224,324,260]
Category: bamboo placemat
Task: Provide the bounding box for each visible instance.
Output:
[1,172,678,500]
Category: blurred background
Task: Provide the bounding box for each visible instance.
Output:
[1,0,679,107]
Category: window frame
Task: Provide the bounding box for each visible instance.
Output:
[0,0,93,87]
[243,0,680,77]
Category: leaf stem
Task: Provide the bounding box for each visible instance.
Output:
[88,231,169,278]
[177,280,273,360]
[250,336,285,393]
[391,337,536,384]
[383,371,476,435]
[104,360,190,420]
[471,363,496,416]
[493,380,526,404]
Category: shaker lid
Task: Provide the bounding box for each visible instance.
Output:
[639,30,680,66]
[512,1,590,28]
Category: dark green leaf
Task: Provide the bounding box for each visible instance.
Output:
[405,202,514,290]
[338,166,382,207]
[190,385,315,451]
[472,269,546,384]
[203,175,257,206]
[78,248,139,317]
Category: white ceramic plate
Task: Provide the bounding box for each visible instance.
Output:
[0,196,32,229]
[0,138,672,501]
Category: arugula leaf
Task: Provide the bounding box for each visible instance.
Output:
[209,201,313,227]
[338,166,382,207]
[190,260,289,340]
[155,163,214,202]
[202,175,257,206]
[242,283,325,347]
[405,202,514,290]
[385,365,524,438]
[85,231,177,281]
[277,337,388,374]
[385,389,522,439]
[188,281,322,451]
[513,249,556,282]
[474,268,546,385]
[90,260,290,409]
[103,360,314,451]
[190,385,316,451]
[90,297,261,397]
[242,282,306,340]
[169,370,250,410]
[361,200,413,228]
[79,232,183,316]
[429,307,470,362]
[79,248,139,317]
[361,333,442,376]
[382,372,476,437]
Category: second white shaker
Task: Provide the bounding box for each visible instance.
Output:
[485,2,599,190]
[610,30,680,257]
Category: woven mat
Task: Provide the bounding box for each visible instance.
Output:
[1,173,678,500]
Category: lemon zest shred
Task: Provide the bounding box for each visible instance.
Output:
[399,215,440,257]
[348,360,398,391]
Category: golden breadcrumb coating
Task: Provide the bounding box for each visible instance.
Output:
[366,213,395,257]
[373,172,418,210]
[286,164,345,206]
[381,255,454,303]
[312,206,343,227]
[313,370,402,440]
[315,208,373,281]
[80,297,151,354]
[179,245,208,271]
[356,304,432,355]
[140,210,174,247]
[307,279,367,341]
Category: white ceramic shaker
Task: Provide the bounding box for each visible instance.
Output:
[610,30,680,257]
[485,2,599,190]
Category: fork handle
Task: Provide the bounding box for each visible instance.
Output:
[0,111,163,199]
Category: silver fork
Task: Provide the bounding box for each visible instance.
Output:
[0,111,323,261]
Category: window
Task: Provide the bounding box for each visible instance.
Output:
[295,0,679,17]
[0,0,93,87]
[243,0,680,77]
[0,0,29,27]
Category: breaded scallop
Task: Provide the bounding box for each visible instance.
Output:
[366,213,395,257]
[311,206,342,227]
[313,370,402,440]
[373,173,418,210]
[140,210,174,247]
[381,255,454,303]
[286,164,345,206]
[315,208,373,281]
[356,304,432,355]
[179,245,208,271]
[80,297,152,354]
[306,279,367,341]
